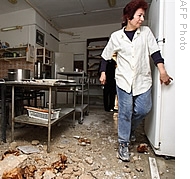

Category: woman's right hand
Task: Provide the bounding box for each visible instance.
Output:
[99,72,106,85]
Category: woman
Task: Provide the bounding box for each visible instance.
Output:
[99,0,173,162]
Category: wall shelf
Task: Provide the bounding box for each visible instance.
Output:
[86,37,109,105]
[0,44,34,63]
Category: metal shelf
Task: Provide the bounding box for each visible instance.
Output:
[15,108,75,127]
[56,71,89,124]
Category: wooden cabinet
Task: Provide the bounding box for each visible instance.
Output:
[35,47,54,78]
[0,44,34,63]
[35,47,53,65]
[86,37,109,105]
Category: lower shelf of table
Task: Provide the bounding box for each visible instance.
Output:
[56,103,89,113]
[14,108,75,127]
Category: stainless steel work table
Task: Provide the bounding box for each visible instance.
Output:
[5,80,77,152]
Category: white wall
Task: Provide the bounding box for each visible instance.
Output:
[0,8,59,51]
[59,20,148,46]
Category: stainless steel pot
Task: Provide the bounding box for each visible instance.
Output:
[8,69,30,81]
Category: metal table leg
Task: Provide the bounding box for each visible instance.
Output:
[47,86,52,153]
[11,86,15,142]
[73,88,76,126]
[1,83,7,142]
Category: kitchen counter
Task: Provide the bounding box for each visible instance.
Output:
[1,79,77,152]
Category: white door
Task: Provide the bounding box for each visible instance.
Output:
[145,0,163,150]
[145,0,175,156]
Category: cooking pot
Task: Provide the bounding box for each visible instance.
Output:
[8,69,30,81]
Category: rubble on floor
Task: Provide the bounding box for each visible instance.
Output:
[0,106,175,178]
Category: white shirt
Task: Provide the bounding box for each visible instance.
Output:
[101,26,160,96]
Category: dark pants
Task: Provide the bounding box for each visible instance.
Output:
[103,82,116,111]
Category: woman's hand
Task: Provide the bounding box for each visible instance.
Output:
[157,63,173,85]
[160,73,173,85]
[99,72,106,85]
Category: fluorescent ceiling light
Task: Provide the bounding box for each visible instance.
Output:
[1,26,22,32]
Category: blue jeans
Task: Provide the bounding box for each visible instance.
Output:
[116,86,152,144]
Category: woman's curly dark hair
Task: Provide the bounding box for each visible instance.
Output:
[122,0,148,27]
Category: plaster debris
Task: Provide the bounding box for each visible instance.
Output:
[17,145,40,154]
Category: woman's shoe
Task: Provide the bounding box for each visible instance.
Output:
[118,143,130,162]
